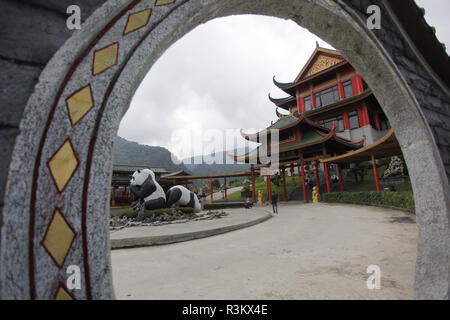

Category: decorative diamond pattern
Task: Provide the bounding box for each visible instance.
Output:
[93,43,119,75]
[66,85,94,125]
[41,209,76,269]
[55,284,74,300]
[47,139,79,192]
[155,0,176,6]
[124,9,152,35]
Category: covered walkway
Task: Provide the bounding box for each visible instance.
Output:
[321,129,403,191]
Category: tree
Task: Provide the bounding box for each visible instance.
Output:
[272,172,280,186]
[347,162,369,183]
[212,179,221,189]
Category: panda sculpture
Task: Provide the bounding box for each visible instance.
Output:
[129,169,166,211]
[166,185,202,213]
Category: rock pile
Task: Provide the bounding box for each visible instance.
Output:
[383,156,405,178]
[110,210,228,232]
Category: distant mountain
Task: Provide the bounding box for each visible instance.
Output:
[182,148,250,177]
[113,136,252,186]
[113,136,188,173]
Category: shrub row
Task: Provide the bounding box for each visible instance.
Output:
[322,191,415,211]
[112,207,194,219]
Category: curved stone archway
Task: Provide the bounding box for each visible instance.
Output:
[0,0,449,299]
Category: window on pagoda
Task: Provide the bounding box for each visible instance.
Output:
[315,85,339,107]
[279,130,294,142]
[319,116,345,133]
[369,111,378,130]
[304,96,312,111]
[379,113,391,130]
[348,111,360,129]
[362,80,369,91]
[343,80,354,98]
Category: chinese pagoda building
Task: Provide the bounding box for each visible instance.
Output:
[232,46,394,201]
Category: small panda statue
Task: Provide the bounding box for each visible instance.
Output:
[166,185,202,213]
[129,169,166,211]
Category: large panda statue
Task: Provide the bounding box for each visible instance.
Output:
[129,169,166,212]
[166,185,202,213]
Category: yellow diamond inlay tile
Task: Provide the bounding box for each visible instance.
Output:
[42,209,76,269]
[48,140,78,192]
[66,85,94,125]
[55,285,74,300]
[124,9,152,35]
[155,0,176,6]
[93,43,119,75]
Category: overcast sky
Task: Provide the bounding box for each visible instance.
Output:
[118,0,449,160]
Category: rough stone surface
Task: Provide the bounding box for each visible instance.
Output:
[0,0,448,300]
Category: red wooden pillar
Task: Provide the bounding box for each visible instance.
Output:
[251,167,256,203]
[372,153,381,192]
[352,76,360,95]
[337,82,345,99]
[311,92,316,109]
[337,164,344,192]
[314,163,321,194]
[356,75,364,92]
[224,177,227,200]
[301,164,307,201]
[352,75,364,94]
[267,174,272,201]
[210,178,214,202]
[297,96,302,114]
[362,105,370,127]
[282,168,287,201]
[324,162,331,193]
[343,111,350,130]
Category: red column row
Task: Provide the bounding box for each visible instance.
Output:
[301,164,307,201]
[251,168,256,203]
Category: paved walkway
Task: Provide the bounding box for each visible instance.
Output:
[110,207,272,248]
[111,203,417,300]
[203,186,242,203]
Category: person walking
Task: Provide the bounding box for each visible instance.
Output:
[271,191,278,214]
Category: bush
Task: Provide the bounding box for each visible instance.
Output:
[112,207,194,219]
[322,191,415,211]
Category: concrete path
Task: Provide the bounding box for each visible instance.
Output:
[203,186,242,203]
[110,208,272,249]
[111,203,417,300]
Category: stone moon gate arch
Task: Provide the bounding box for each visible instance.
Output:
[0,0,449,300]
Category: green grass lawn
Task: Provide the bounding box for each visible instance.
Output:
[227,176,304,201]
[343,164,413,193]
[228,179,244,188]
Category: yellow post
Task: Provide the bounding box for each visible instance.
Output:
[258,190,264,204]
[312,186,321,203]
